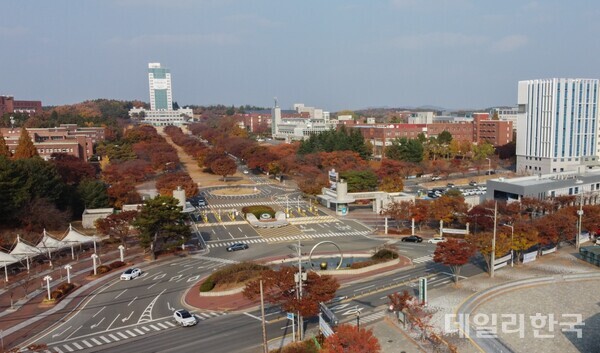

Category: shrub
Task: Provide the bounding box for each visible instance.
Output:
[50,289,63,300]
[200,262,269,292]
[269,340,319,353]
[372,249,399,261]
[109,261,126,269]
[57,282,75,293]
[350,260,381,269]
[199,278,215,292]
[91,265,111,276]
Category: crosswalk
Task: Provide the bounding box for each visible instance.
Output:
[356,311,386,326]
[206,230,371,248]
[412,254,434,264]
[46,313,226,353]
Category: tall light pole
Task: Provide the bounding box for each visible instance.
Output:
[43,275,52,300]
[485,158,491,174]
[576,192,583,251]
[502,224,514,267]
[490,201,498,278]
[91,254,99,275]
[64,264,72,284]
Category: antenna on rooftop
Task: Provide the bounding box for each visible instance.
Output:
[274,97,278,108]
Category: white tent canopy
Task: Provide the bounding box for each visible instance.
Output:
[0,251,19,266]
[10,236,43,260]
[62,224,103,244]
[36,229,69,252]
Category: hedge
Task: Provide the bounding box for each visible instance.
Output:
[90,265,111,276]
[241,205,276,219]
[200,262,269,292]
[109,261,126,269]
[50,282,76,300]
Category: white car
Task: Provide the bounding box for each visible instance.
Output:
[427,237,447,244]
[120,268,142,280]
[174,309,198,327]
[243,170,249,174]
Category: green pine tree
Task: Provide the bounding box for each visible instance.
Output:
[0,131,10,157]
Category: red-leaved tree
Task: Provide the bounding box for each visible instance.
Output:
[433,238,475,284]
[322,324,381,353]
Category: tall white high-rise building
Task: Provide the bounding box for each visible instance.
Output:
[148,63,173,110]
[516,78,600,174]
[128,63,193,126]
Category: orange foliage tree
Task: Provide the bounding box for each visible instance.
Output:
[322,324,381,353]
[13,128,38,159]
[433,238,476,284]
[156,171,198,198]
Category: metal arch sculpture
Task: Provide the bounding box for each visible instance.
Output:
[309,241,344,270]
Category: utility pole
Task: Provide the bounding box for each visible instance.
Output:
[490,201,497,278]
[260,280,268,353]
[293,239,304,341]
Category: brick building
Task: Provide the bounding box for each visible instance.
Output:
[0,96,42,116]
[0,124,105,161]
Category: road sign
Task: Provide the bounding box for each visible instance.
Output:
[287,312,295,320]
[319,314,334,337]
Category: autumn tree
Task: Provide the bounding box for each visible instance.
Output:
[433,238,476,284]
[428,194,468,225]
[510,222,539,264]
[379,175,404,192]
[466,231,511,273]
[387,290,432,340]
[210,157,237,181]
[13,128,38,159]
[322,324,381,353]
[383,201,413,230]
[0,132,10,157]
[156,171,198,197]
[243,266,339,318]
[95,210,138,245]
[50,153,96,185]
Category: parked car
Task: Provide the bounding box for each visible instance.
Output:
[447,183,455,188]
[427,237,447,244]
[173,309,198,327]
[401,235,423,243]
[469,181,477,186]
[120,268,142,280]
[226,243,249,252]
[243,170,249,174]
[431,176,442,181]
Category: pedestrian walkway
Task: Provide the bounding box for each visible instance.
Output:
[411,254,433,264]
[205,230,371,248]
[45,312,227,353]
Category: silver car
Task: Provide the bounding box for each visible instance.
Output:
[173,309,198,327]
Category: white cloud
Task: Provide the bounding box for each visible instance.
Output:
[108,33,239,47]
[390,32,487,50]
[0,26,28,39]
[490,35,528,53]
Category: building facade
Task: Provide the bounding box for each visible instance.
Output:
[0,96,42,116]
[516,79,600,174]
[271,101,335,141]
[1,124,104,161]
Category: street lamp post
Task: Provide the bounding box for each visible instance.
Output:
[118,245,125,262]
[576,192,584,251]
[485,158,491,175]
[502,224,514,267]
[43,275,52,300]
[91,254,99,275]
[490,201,498,278]
[64,264,72,284]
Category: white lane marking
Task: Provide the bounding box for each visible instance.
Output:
[150,324,161,331]
[125,329,137,337]
[187,275,200,282]
[81,340,93,348]
[92,307,105,318]
[108,333,120,341]
[51,325,72,339]
[164,321,176,327]
[71,342,83,350]
[142,326,150,332]
[106,314,120,331]
[121,311,134,323]
[127,296,137,307]
[393,274,411,281]
[90,317,105,329]
[169,274,183,282]
[54,347,64,353]
[147,282,159,289]
[114,289,127,299]
[99,336,111,343]
[243,312,263,322]
[353,284,374,292]
[157,323,169,329]
[62,344,74,352]
[91,338,102,345]
[117,332,128,339]
[152,273,166,280]
[65,326,81,341]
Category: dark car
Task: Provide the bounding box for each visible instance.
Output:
[469,180,477,186]
[226,243,249,252]
[401,235,423,243]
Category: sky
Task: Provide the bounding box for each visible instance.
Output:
[2,0,600,112]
